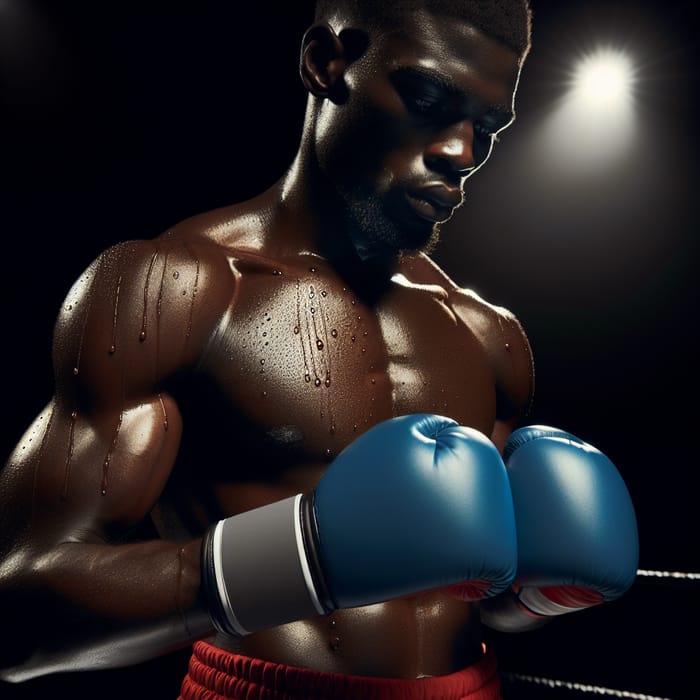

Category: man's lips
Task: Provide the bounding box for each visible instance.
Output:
[405,185,463,223]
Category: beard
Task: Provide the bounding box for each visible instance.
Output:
[339,183,442,261]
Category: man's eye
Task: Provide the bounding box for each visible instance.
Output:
[474,122,498,141]
[406,95,438,114]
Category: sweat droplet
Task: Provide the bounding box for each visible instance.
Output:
[316,339,324,350]
[158,394,169,430]
[61,409,78,499]
[331,329,338,338]
[109,275,122,355]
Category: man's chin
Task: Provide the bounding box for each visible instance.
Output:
[342,190,442,261]
[398,222,442,257]
[357,226,441,265]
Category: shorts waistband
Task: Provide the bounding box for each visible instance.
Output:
[179,640,501,700]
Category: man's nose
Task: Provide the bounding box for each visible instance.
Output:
[424,121,476,177]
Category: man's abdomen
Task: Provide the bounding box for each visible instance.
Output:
[223,592,483,678]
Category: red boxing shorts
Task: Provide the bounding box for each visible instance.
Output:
[178,640,501,700]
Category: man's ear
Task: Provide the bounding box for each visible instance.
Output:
[300,22,348,102]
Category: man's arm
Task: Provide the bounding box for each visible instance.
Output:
[0,237,234,681]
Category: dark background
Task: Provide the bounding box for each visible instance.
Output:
[1,1,697,698]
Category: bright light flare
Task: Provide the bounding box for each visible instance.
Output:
[571,49,635,112]
[536,47,638,172]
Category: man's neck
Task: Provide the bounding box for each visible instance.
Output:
[275,154,400,304]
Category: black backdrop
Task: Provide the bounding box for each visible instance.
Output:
[2,1,697,698]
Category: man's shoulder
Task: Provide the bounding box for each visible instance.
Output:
[68,228,240,353]
[103,195,276,282]
[93,228,235,296]
[402,253,519,326]
[157,202,254,253]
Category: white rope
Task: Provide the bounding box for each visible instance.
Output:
[500,568,695,699]
[503,672,672,700]
[637,569,700,580]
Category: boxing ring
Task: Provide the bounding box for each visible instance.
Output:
[1,2,696,700]
[497,569,697,699]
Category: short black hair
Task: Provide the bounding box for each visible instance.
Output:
[314,0,532,58]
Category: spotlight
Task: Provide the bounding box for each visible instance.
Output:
[536,47,638,171]
[569,49,635,114]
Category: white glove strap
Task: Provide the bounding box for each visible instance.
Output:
[517,586,582,617]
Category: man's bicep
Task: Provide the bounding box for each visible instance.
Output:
[5,392,183,544]
[13,240,192,540]
[6,234,234,541]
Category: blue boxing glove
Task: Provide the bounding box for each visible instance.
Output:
[201,414,517,636]
[500,425,638,621]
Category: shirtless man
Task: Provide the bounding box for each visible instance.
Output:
[0,2,638,698]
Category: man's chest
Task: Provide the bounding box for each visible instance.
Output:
[196,266,498,464]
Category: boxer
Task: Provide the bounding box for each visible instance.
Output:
[0,2,637,698]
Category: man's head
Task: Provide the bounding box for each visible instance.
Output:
[313,1,532,58]
[301,0,532,261]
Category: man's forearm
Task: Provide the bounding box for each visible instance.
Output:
[0,538,213,681]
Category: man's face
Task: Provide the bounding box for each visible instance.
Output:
[314,11,523,261]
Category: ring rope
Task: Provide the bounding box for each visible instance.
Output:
[501,568,697,699]
[502,672,672,700]
[636,569,699,580]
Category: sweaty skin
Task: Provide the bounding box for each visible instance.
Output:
[0,12,532,682]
